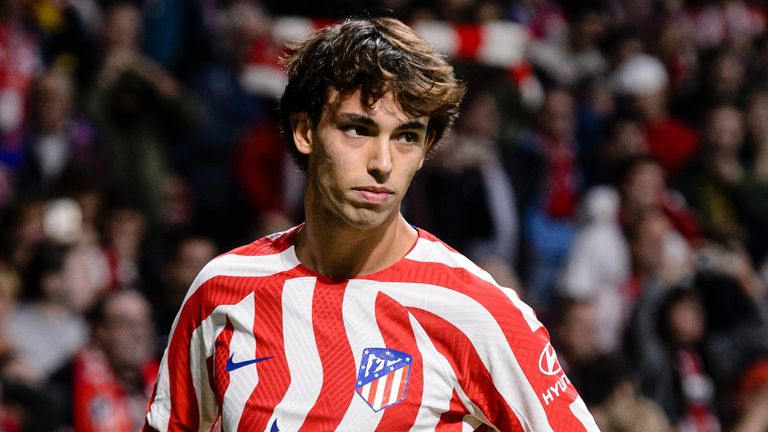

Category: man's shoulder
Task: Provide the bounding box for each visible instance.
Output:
[191,226,302,289]
[407,228,511,293]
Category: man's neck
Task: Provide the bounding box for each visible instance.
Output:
[295,210,417,280]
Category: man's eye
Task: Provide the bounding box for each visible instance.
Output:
[342,125,368,136]
[398,132,419,143]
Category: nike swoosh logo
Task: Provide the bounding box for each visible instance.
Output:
[226,353,273,372]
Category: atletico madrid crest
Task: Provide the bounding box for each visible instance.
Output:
[355,348,412,412]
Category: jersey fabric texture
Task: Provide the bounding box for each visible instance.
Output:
[144,226,599,431]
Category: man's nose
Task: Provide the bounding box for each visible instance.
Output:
[367,138,392,181]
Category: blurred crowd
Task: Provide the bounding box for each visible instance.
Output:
[1,0,768,431]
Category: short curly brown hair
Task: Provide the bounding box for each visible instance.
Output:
[279,17,466,171]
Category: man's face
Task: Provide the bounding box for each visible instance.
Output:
[293,89,432,230]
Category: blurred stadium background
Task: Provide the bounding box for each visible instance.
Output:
[2,0,768,430]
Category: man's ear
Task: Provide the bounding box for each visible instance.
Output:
[291,112,313,155]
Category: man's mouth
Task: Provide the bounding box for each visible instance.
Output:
[354,187,394,204]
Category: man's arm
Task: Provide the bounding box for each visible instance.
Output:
[477,286,600,431]
[144,272,220,431]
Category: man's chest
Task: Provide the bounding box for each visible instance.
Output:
[202,278,472,431]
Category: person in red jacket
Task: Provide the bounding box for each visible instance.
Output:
[48,288,159,432]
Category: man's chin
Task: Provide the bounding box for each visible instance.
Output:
[341,209,396,231]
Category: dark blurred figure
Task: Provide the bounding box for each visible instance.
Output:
[26,0,100,88]
[140,0,211,81]
[575,354,671,432]
[86,1,195,230]
[628,285,721,431]
[0,261,55,432]
[677,104,747,241]
[410,87,520,289]
[732,357,768,432]
[235,101,303,238]
[3,243,88,385]
[674,46,748,126]
[611,53,699,178]
[102,201,147,290]
[150,232,216,347]
[594,114,648,185]
[512,87,582,312]
[0,0,43,207]
[550,297,604,371]
[16,68,102,197]
[48,288,158,432]
[623,209,691,307]
[617,156,700,242]
[0,198,46,272]
[181,0,269,249]
[737,89,768,267]
[527,1,608,87]
[559,187,629,352]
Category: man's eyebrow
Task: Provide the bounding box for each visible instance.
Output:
[335,113,428,131]
[397,120,428,131]
[335,113,377,126]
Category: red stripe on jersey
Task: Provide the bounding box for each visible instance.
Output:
[372,258,587,431]
[158,272,294,431]
[416,229,459,252]
[381,373,395,405]
[367,378,380,406]
[299,279,356,430]
[213,319,235,406]
[237,277,293,431]
[373,292,423,431]
[409,309,524,432]
[435,389,471,432]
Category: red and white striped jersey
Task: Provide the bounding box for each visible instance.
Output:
[144,226,599,431]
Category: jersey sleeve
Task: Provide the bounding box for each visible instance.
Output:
[144,272,219,431]
[468,286,600,431]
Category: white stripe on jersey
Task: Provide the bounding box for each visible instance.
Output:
[405,238,495,285]
[218,293,259,431]
[148,248,300,430]
[376,282,554,432]
[406,313,457,430]
[146,351,171,431]
[371,372,389,409]
[335,280,386,431]
[407,238,543,333]
[406,313,497,431]
[190,318,217,429]
[386,367,404,406]
[570,397,601,431]
[268,277,322,430]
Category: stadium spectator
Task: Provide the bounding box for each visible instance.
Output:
[4,242,89,385]
[150,232,216,346]
[180,0,271,249]
[48,288,158,432]
[410,87,520,289]
[560,186,630,351]
[513,86,582,312]
[550,297,604,371]
[16,68,102,197]
[612,53,699,177]
[678,104,748,240]
[86,1,195,229]
[628,284,721,431]
[575,353,672,432]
